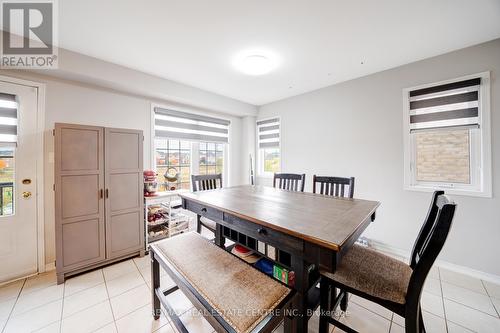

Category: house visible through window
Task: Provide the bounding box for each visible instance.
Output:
[199,142,224,175]
[257,117,280,175]
[153,107,229,190]
[404,73,491,196]
[155,139,191,190]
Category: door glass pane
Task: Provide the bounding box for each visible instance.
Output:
[0,148,15,216]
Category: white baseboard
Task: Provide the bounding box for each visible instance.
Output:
[44,261,56,272]
[368,239,500,285]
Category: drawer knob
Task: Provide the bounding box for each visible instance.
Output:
[201,208,207,213]
[257,228,267,235]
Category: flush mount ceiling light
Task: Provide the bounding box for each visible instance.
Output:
[233,50,280,76]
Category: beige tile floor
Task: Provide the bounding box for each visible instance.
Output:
[1,254,500,333]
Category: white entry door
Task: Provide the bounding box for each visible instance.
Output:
[0,80,39,283]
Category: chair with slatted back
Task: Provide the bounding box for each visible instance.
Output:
[318,191,456,333]
[312,175,355,198]
[273,173,306,192]
[191,174,222,236]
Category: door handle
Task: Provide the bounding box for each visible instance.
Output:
[99,189,103,199]
[105,189,109,198]
[201,207,207,214]
[257,228,267,235]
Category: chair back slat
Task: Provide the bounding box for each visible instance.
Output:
[191,174,223,192]
[273,173,306,192]
[312,175,355,198]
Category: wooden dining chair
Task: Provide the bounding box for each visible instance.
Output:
[191,174,222,235]
[318,191,456,333]
[273,173,306,192]
[312,175,355,198]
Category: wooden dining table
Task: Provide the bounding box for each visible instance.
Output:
[179,185,380,332]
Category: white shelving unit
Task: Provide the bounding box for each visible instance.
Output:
[144,190,192,249]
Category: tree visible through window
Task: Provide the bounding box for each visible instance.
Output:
[263,148,280,173]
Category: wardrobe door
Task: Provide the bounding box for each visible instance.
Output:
[55,124,105,275]
[104,128,144,259]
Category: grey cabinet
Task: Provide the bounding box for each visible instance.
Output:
[55,123,144,284]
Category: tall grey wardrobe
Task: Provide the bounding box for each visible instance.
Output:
[55,123,144,284]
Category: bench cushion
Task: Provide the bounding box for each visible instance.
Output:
[321,245,412,304]
[153,232,291,333]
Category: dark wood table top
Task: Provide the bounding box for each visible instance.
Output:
[180,185,380,251]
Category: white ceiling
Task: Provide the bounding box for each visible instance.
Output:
[59,0,500,106]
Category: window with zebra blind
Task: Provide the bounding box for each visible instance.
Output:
[153,106,229,190]
[257,117,280,175]
[403,72,492,197]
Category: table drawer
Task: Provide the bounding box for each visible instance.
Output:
[223,213,303,255]
[184,200,223,222]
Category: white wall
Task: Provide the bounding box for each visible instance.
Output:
[0,70,250,265]
[258,39,500,277]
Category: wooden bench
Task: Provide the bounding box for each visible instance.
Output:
[150,232,295,333]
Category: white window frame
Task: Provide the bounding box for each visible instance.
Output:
[403,72,492,197]
[151,103,229,188]
[256,116,281,177]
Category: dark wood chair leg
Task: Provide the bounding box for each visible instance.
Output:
[419,307,426,333]
[151,251,161,320]
[340,290,349,311]
[405,304,420,333]
[319,279,330,333]
[196,215,202,234]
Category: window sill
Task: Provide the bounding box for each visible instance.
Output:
[405,184,492,198]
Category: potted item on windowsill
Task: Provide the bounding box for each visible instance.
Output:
[163,167,179,191]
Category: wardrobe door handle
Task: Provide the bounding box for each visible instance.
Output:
[99,189,103,199]
[105,189,109,198]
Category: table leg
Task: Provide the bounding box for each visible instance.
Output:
[151,251,161,320]
[215,223,225,248]
[284,255,310,332]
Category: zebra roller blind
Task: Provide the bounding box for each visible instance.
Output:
[409,77,480,132]
[257,117,280,148]
[154,107,230,143]
[0,93,18,145]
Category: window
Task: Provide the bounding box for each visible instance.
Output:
[155,139,191,190]
[404,73,491,197]
[199,142,224,175]
[0,148,14,216]
[0,93,17,216]
[153,107,230,190]
[257,118,280,175]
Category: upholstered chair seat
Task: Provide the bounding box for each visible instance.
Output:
[321,244,412,304]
